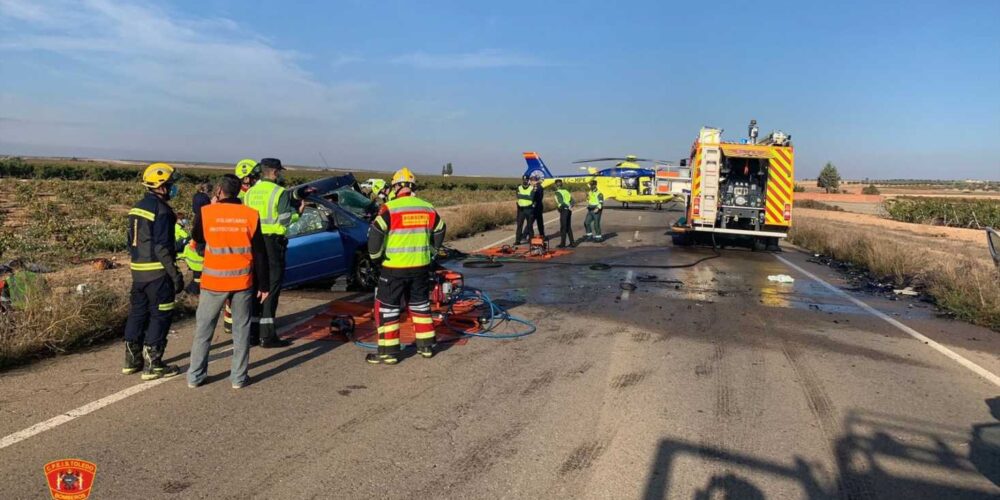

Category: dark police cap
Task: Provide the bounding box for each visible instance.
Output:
[260,158,285,170]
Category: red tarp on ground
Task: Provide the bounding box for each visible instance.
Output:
[475,244,572,260]
[283,299,484,346]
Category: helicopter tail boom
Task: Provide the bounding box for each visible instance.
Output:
[522,152,555,180]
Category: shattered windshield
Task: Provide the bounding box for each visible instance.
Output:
[332,186,376,219]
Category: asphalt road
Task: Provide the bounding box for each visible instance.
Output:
[2,204,999,499]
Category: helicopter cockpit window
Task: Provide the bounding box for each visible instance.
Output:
[621,176,639,190]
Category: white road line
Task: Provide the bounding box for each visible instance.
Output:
[476,207,586,252]
[0,316,315,451]
[0,376,175,450]
[775,254,1000,387]
[621,270,634,301]
[633,230,641,242]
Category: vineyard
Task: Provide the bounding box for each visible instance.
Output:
[0,157,522,191]
[0,158,531,267]
[884,196,1000,228]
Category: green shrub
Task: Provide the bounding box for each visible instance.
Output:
[861,184,880,195]
[794,199,844,211]
[884,197,1000,228]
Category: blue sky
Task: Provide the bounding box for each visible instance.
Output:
[1,0,998,179]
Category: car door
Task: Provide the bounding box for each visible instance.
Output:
[283,205,346,287]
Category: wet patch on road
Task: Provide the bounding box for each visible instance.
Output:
[338,385,367,395]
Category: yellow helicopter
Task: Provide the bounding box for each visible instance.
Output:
[522,152,679,208]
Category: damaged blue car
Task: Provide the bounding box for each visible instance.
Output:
[283,173,378,290]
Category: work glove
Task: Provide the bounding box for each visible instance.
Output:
[171,271,185,294]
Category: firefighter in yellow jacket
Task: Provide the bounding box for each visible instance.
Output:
[366,168,446,364]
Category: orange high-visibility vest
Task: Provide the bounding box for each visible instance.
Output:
[200,203,259,292]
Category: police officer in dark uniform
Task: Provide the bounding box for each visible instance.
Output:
[530,174,545,239]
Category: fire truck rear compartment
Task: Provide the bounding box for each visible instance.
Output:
[718,156,769,231]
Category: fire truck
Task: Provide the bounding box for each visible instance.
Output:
[671,122,794,251]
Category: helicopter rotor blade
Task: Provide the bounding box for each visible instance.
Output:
[572,157,673,164]
[572,157,627,164]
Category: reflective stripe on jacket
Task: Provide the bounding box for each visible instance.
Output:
[127,193,176,281]
[379,196,442,269]
[200,203,259,292]
[244,180,288,236]
[516,185,534,207]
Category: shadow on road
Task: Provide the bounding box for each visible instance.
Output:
[643,409,998,499]
[204,337,344,385]
[971,397,1000,487]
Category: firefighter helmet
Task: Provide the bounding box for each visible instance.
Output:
[234,158,260,179]
[142,163,178,189]
[391,167,416,186]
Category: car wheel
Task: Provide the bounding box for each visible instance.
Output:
[349,251,377,291]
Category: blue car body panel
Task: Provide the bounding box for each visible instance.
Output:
[281,174,373,288]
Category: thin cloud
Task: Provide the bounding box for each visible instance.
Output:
[391,49,547,69]
[0,0,371,121]
[332,54,364,68]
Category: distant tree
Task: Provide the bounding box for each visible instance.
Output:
[793,184,806,193]
[446,162,453,176]
[817,162,841,193]
[441,162,454,176]
[861,184,880,195]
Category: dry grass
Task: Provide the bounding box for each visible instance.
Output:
[421,188,512,207]
[438,196,570,240]
[789,216,1000,330]
[0,280,129,368]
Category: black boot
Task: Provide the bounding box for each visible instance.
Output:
[259,336,292,348]
[416,345,434,359]
[141,344,180,380]
[122,341,143,374]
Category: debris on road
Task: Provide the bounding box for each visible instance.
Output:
[894,287,919,296]
[768,274,795,283]
[90,258,115,271]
